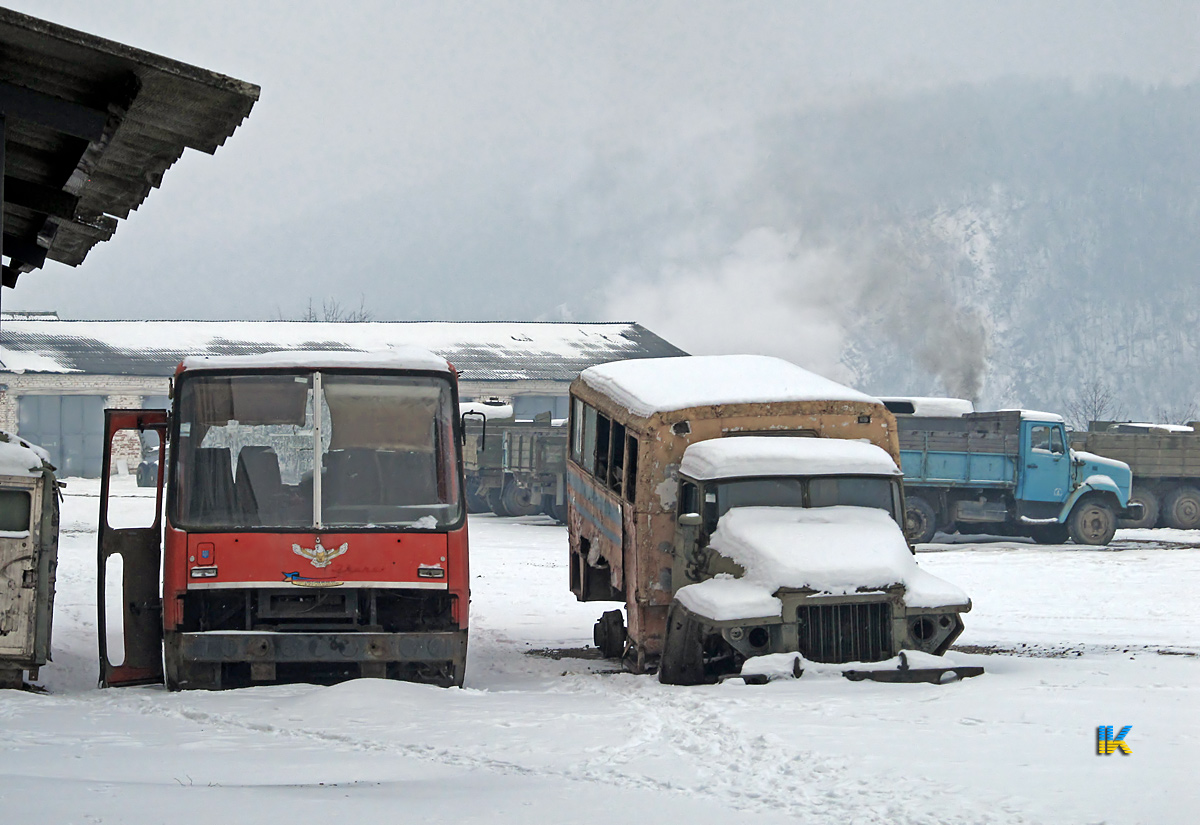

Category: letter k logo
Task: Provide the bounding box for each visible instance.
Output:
[1097,725,1132,755]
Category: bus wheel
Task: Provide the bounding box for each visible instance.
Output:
[500,479,542,517]
[593,610,627,658]
[1068,497,1117,545]
[903,496,938,544]
[1163,486,1200,530]
[1119,487,1159,529]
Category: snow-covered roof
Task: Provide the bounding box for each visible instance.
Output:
[997,409,1065,423]
[1108,422,1195,434]
[880,397,975,417]
[579,355,878,418]
[679,437,899,481]
[673,506,970,621]
[0,320,685,382]
[0,430,54,478]
[182,348,451,374]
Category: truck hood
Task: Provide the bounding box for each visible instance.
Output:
[1070,449,1133,497]
[674,506,970,622]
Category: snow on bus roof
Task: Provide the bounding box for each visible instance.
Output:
[579,355,878,418]
[680,437,899,481]
[182,348,451,373]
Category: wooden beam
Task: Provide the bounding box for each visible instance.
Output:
[3,175,78,220]
[0,80,107,141]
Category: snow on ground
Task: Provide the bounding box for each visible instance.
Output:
[2,479,1197,823]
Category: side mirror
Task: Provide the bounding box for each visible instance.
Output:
[678,512,702,527]
[461,410,486,448]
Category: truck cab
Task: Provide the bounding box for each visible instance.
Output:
[660,437,971,684]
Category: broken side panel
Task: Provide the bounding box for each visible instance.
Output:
[98,409,167,688]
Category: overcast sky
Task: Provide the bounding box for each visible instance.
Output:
[6,0,1199,324]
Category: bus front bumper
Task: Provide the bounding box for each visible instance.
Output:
[177,630,467,664]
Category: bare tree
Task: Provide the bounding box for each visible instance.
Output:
[1151,402,1200,426]
[280,296,374,323]
[1063,379,1124,430]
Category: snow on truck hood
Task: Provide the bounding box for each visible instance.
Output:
[674,506,970,622]
[579,354,879,418]
[680,437,900,481]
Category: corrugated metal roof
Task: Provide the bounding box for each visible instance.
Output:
[0,320,688,382]
[1,7,258,284]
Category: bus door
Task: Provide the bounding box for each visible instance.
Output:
[97,409,168,688]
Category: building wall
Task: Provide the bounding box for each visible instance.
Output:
[0,373,169,476]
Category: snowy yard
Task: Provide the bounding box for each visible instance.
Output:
[2,479,1197,824]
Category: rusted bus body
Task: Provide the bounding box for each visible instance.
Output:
[566,378,900,670]
[0,438,60,689]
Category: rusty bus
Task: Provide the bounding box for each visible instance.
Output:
[566,355,975,684]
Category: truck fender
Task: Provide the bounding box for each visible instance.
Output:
[1057,475,1124,522]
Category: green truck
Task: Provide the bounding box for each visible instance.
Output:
[463,408,568,520]
[1070,421,1200,529]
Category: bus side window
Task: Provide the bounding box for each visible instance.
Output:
[594,413,611,481]
[580,404,597,471]
[609,421,626,494]
[624,434,638,504]
[570,397,584,463]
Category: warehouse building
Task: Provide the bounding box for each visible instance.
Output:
[0,316,686,476]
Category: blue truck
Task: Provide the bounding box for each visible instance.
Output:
[887,408,1140,545]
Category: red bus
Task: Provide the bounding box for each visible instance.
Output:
[98,349,470,689]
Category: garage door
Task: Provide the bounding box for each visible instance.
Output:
[17,395,107,478]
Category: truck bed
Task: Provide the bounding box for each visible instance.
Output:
[897,411,1021,488]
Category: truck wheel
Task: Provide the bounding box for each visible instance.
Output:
[1028,523,1069,544]
[465,478,490,514]
[659,604,709,685]
[1068,498,1117,545]
[499,479,542,517]
[1119,487,1160,529]
[486,487,512,517]
[1163,486,1200,530]
[542,495,568,523]
[903,496,938,544]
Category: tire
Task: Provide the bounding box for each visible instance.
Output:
[1119,486,1160,529]
[465,477,490,514]
[658,604,709,685]
[499,479,542,517]
[903,495,938,544]
[1028,523,1069,544]
[542,495,568,523]
[593,609,627,659]
[1162,486,1200,530]
[1067,497,1117,545]
[486,486,512,517]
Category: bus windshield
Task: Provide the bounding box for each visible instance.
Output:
[171,371,462,530]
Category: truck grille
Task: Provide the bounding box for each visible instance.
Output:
[796,602,892,663]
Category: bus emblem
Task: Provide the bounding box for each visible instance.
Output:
[292,539,349,569]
